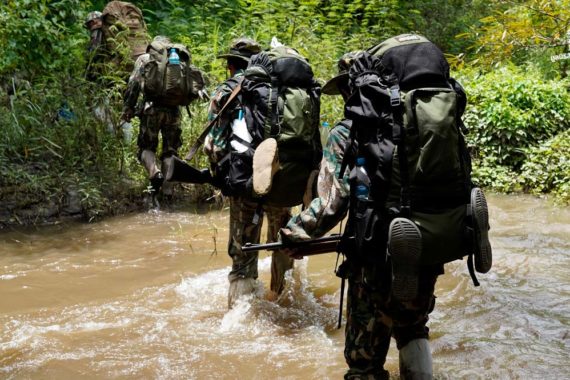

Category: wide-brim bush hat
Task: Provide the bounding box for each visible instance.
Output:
[217,37,262,62]
[322,50,365,95]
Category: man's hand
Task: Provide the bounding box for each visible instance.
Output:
[121,108,134,122]
[279,228,304,260]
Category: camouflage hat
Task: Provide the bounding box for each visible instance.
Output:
[322,51,365,95]
[217,37,262,62]
[84,11,102,29]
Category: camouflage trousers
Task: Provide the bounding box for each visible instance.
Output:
[137,106,182,160]
[343,262,443,380]
[228,196,293,294]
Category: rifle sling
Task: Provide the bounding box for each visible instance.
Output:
[185,77,244,161]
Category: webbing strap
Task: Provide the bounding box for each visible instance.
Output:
[467,254,480,287]
[338,276,345,329]
[390,85,411,217]
[338,121,357,180]
[268,78,280,137]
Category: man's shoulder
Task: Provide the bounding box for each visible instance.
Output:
[135,53,151,66]
[330,119,351,140]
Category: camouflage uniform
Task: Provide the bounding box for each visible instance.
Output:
[285,52,442,380]
[204,38,293,296]
[123,51,181,155]
[84,11,105,83]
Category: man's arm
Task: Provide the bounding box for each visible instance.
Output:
[284,121,352,241]
[121,54,147,121]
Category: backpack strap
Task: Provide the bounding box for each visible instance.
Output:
[389,84,411,218]
[185,77,244,160]
[338,121,357,180]
[267,78,280,137]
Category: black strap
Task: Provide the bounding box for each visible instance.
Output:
[467,253,480,287]
[390,85,411,217]
[230,134,254,149]
[268,78,280,137]
[338,276,345,329]
[338,120,358,180]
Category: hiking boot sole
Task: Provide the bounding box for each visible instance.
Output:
[389,217,422,302]
[253,138,279,196]
[471,187,492,273]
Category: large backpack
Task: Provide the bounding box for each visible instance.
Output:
[222,45,322,207]
[343,34,478,272]
[101,1,149,71]
[143,41,206,107]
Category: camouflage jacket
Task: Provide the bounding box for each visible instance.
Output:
[285,120,352,240]
[203,70,244,164]
[122,53,150,115]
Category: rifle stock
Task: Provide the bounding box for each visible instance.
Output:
[242,234,342,257]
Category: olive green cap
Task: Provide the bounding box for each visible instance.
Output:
[322,50,365,95]
[217,37,262,62]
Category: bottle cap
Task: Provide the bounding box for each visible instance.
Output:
[356,156,365,166]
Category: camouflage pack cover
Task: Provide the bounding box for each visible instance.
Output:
[101,1,149,65]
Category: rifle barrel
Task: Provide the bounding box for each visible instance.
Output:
[241,234,341,253]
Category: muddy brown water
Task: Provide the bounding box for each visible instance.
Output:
[1,194,569,379]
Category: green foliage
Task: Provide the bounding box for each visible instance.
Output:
[1,0,569,224]
[0,0,87,79]
[466,0,570,77]
[462,65,570,169]
[520,129,570,204]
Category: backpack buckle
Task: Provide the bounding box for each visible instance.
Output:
[389,85,400,107]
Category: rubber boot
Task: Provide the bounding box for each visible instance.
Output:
[399,339,433,380]
[161,157,174,199]
[141,150,163,193]
[252,138,279,196]
[228,278,256,309]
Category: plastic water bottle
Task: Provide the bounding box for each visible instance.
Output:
[355,156,370,200]
[168,48,180,65]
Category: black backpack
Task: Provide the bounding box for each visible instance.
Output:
[221,46,322,207]
[342,34,485,282]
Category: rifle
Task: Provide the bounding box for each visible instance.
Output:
[241,234,342,256]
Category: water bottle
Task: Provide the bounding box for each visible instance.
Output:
[168,48,180,65]
[355,156,370,200]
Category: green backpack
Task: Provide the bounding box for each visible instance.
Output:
[344,34,475,267]
[143,41,205,107]
[224,45,322,207]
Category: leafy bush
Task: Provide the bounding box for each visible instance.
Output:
[462,65,570,169]
[520,130,570,204]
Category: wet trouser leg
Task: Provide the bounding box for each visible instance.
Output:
[343,263,442,380]
[264,203,293,294]
[344,268,391,380]
[159,108,182,196]
[228,197,263,282]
